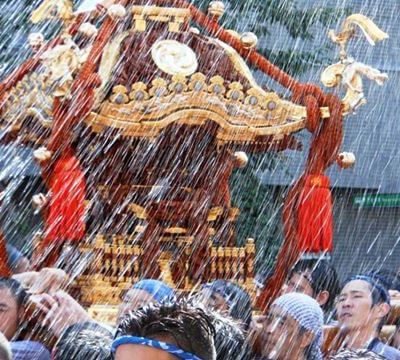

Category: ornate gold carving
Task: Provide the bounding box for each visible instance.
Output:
[188,73,207,92]
[129,82,149,102]
[208,76,226,96]
[149,78,168,97]
[322,58,388,112]
[151,40,198,76]
[86,73,323,141]
[227,82,244,102]
[328,14,389,60]
[207,207,224,221]
[31,0,73,24]
[323,14,389,112]
[131,6,191,33]
[164,227,187,235]
[159,251,175,287]
[169,75,188,93]
[129,204,148,219]
[110,85,129,104]
[95,31,129,108]
[244,88,263,106]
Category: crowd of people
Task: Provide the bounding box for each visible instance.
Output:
[1,258,400,359]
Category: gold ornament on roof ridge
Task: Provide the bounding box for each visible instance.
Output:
[151,40,198,76]
[322,14,389,113]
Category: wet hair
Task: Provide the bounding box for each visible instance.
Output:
[204,280,253,330]
[116,300,216,360]
[290,259,340,311]
[210,310,251,360]
[0,277,28,310]
[53,322,113,360]
[366,269,400,292]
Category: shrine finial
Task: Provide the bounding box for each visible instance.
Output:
[31,0,74,24]
[328,13,389,60]
[322,14,389,113]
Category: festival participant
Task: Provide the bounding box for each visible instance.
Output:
[117,279,174,322]
[113,301,216,360]
[0,277,50,359]
[282,258,340,314]
[52,322,113,360]
[0,277,27,340]
[335,275,400,359]
[261,292,324,360]
[0,332,11,360]
[197,280,252,330]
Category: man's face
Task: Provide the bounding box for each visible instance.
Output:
[197,288,230,314]
[117,289,155,323]
[283,271,314,297]
[115,344,177,360]
[0,288,19,340]
[261,305,310,359]
[336,280,382,332]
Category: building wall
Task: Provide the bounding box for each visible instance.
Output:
[332,188,400,280]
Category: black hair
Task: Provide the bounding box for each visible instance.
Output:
[53,322,113,360]
[0,277,27,310]
[366,269,400,292]
[210,311,251,360]
[290,259,340,311]
[116,300,216,360]
[205,280,253,330]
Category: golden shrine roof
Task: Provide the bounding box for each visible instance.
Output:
[0,4,387,147]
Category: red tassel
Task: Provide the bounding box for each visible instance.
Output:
[43,151,86,246]
[297,174,333,253]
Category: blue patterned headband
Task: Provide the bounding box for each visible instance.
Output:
[112,336,202,360]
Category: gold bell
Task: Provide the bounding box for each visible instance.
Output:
[208,1,225,20]
[337,152,356,169]
[241,32,258,49]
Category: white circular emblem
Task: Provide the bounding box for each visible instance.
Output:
[151,40,198,76]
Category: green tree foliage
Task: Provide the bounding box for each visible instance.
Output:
[195,0,350,74]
